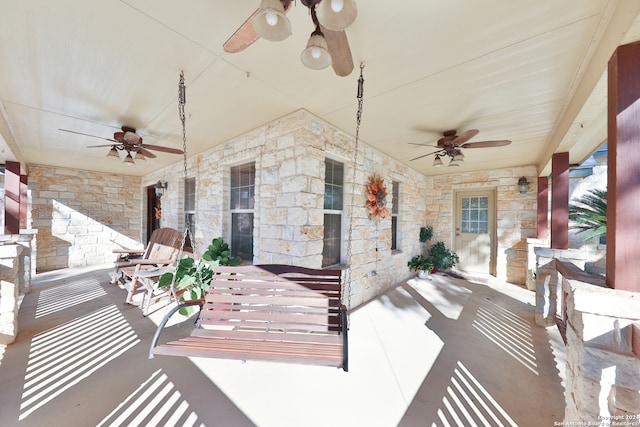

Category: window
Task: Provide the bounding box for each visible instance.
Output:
[323,159,343,267]
[230,163,255,262]
[391,181,399,250]
[184,177,196,248]
[461,196,489,234]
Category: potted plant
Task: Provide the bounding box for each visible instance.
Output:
[407,254,435,279]
[428,241,460,271]
[159,237,240,314]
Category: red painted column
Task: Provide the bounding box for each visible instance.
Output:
[551,153,569,249]
[20,174,28,230]
[537,176,549,239]
[607,41,640,292]
[4,161,21,234]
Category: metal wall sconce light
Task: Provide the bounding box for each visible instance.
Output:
[518,176,529,194]
[154,180,168,197]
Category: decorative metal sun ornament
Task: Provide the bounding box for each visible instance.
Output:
[365,174,388,220]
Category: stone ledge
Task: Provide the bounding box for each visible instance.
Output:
[565,278,640,320]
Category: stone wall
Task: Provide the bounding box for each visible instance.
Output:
[146,110,429,308]
[146,110,537,306]
[563,273,640,420]
[428,165,538,284]
[30,166,143,272]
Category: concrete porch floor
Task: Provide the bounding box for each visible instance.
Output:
[0,266,566,426]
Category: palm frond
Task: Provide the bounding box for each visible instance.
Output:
[569,188,607,242]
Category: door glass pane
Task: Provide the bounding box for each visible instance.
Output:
[460,196,489,235]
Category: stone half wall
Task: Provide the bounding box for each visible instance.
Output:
[427,165,538,284]
[563,274,640,421]
[30,165,142,272]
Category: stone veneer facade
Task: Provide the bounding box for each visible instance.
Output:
[30,166,142,271]
[143,110,537,307]
[26,110,537,305]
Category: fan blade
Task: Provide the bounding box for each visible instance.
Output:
[59,129,117,143]
[137,148,157,158]
[87,144,120,148]
[113,132,126,144]
[223,1,293,53]
[461,140,511,149]
[452,129,479,145]
[410,149,444,162]
[223,9,260,53]
[408,142,439,148]
[321,26,354,77]
[140,144,184,155]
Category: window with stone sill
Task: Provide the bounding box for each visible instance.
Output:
[323,158,343,267]
[230,162,255,263]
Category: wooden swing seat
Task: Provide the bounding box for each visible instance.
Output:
[149,264,348,371]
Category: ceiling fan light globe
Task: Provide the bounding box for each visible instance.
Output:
[331,0,344,12]
[317,0,357,30]
[433,156,444,167]
[107,146,119,158]
[124,153,135,165]
[301,33,332,70]
[254,0,292,41]
[448,158,461,167]
[265,11,279,26]
[135,151,146,161]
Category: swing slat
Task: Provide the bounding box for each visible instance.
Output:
[149,264,348,371]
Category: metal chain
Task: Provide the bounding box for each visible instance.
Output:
[344,64,365,326]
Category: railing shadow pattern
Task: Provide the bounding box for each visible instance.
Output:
[97,369,205,426]
[20,304,139,420]
[432,361,518,427]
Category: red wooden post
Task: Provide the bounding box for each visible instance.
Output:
[20,174,28,230]
[4,161,21,235]
[607,41,640,292]
[551,153,569,249]
[537,176,549,239]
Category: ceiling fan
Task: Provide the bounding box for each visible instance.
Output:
[223,0,356,76]
[59,126,184,165]
[409,129,512,167]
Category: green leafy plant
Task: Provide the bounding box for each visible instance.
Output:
[419,226,433,243]
[407,254,435,273]
[569,188,607,243]
[159,237,240,315]
[428,241,460,271]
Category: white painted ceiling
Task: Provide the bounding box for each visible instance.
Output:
[1,1,639,177]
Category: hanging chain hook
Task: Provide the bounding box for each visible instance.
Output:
[344,63,364,327]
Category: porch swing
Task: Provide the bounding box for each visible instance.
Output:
[149,66,367,372]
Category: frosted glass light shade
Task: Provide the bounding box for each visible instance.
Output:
[316,0,357,30]
[254,0,292,41]
[300,33,332,70]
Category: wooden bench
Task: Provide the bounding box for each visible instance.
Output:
[149,264,348,371]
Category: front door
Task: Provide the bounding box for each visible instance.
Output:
[454,190,496,275]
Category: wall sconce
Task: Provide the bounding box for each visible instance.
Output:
[154,180,168,197]
[518,176,530,194]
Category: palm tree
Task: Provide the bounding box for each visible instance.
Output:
[569,188,607,243]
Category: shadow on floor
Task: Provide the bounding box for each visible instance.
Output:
[0,267,566,427]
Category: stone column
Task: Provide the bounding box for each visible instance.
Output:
[0,244,24,344]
